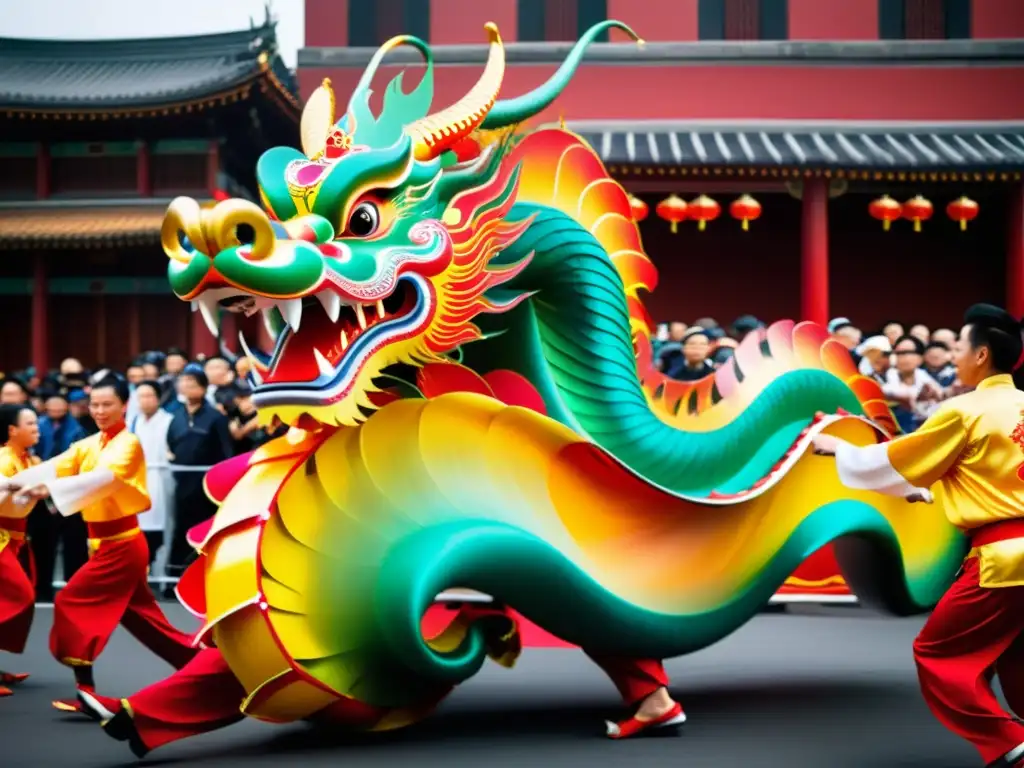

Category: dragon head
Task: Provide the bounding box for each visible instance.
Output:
[162,20,641,428]
[161,24,540,428]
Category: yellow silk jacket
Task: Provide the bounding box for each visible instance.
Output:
[54,429,151,523]
[0,444,39,520]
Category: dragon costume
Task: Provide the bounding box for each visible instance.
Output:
[88,21,967,754]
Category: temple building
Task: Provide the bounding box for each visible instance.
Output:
[300,0,1024,332]
[0,19,299,374]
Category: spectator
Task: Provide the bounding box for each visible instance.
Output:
[857,335,892,383]
[883,335,944,432]
[909,324,930,345]
[931,327,957,350]
[667,327,715,381]
[923,342,957,388]
[67,388,97,436]
[730,314,764,343]
[29,392,90,601]
[36,392,86,460]
[829,318,863,365]
[165,369,233,589]
[882,321,904,347]
[164,349,188,378]
[204,355,240,414]
[129,381,175,573]
[229,383,287,453]
[0,378,29,406]
[655,321,690,373]
[692,317,719,333]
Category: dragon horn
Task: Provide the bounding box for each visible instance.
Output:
[348,34,433,112]
[405,23,505,162]
[480,20,642,130]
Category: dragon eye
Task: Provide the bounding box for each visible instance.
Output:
[347,202,380,237]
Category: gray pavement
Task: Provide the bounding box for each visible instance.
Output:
[0,603,984,767]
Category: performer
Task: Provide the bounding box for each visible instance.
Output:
[18,376,199,713]
[0,404,41,697]
[813,304,1024,768]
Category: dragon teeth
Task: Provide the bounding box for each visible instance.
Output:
[376,300,385,319]
[197,295,220,337]
[354,304,367,330]
[313,348,334,378]
[277,299,302,333]
[340,329,348,350]
[316,290,341,323]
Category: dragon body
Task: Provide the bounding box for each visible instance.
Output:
[164,21,965,729]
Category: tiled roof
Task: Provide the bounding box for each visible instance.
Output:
[0,22,298,110]
[0,206,165,248]
[568,120,1024,173]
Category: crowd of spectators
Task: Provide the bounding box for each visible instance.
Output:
[0,349,285,599]
[652,316,964,434]
[0,316,973,594]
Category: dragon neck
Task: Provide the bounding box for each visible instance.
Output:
[467,203,865,495]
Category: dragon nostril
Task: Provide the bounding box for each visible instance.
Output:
[177,230,192,250]
[236,223,256,245]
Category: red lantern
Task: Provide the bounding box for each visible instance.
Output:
[869,195,902,231]
[629,195,649,222]
[946,196,979,231]
[902,195,933,233]
[655,194,688,233]
[688,195,721,232]
[729,194,762,231]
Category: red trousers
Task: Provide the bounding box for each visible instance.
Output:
[913,556,1024,765]
[119,647,668,751]
[50,532,196,671]
[0,538,33,655]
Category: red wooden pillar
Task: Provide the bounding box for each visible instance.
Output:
[800,178,830,326]
[31,254,49,376]
[206,140,220,196]
[1008,181,1024,319]
[136,141,151,196]
[127,294,141,358]
[35,143,50,199]
[191,307,218,360]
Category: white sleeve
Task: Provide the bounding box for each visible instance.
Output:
[834,441,932,501]
[46,469,120,517]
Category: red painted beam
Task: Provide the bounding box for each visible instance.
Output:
[299,65,1024,122]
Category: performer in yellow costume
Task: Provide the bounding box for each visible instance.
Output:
[0,404,41,696]
[19,377,198,713]
[814,304,1024,768]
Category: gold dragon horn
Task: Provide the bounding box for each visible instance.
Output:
[404,23,505,162]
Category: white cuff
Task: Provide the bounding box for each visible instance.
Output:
[835,441,927,499]
[47,469,119,517]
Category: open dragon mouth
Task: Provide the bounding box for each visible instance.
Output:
[227,274,434,409]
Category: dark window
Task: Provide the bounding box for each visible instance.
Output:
[699,0,788,40]
[0,157,35,199]
[151,155,208,195]
[348,0,430,46]
[878,0,971,39]
[518,0,546,41]
[51,157,136,196]
[519,0,609,42]
[545,0,578,41]
[577,0,608,41]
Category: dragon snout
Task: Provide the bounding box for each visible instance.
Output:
[161,196,277,264]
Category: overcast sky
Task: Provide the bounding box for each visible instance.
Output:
[2,0,306,67]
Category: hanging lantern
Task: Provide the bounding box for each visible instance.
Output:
[729,194,762,231]
[946,196,979,231]
[868,194,902,231]
[655,194,688,233]
[688,195,721,232]
[902,195,933,233]
[629,195,649,222]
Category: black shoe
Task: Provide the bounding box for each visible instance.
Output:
[101,708,150,759]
